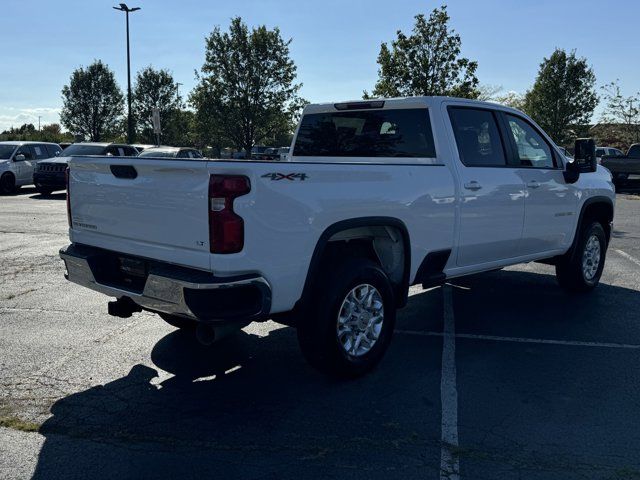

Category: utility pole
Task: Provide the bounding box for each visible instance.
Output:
[113,3,140,144]
[38,116,41,132]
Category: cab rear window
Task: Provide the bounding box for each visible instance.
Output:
[293,108,436,158]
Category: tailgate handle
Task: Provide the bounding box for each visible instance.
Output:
[110,165,138,179]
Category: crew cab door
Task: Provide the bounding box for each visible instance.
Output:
[500,113,578,254]
[448,106,525,266]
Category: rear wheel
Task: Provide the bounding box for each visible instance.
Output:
[159,313,197,330]
[556,222,607,293]
[0,173,16,195]
[296,257,396,378]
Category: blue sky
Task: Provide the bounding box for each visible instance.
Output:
[1,0,638,131]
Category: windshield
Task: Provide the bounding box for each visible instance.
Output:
[138,149,178,158]
[0,145,17,160]
[61,144,107,156]
[628,145,640,157]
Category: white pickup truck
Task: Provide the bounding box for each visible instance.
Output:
[60,97,615,377]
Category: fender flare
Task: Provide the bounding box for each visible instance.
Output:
[567,196,614,261]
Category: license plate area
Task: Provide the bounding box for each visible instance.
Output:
[89,252,148,294]
[118,257,147,278]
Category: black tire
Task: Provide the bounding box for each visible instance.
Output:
[159,313,197,330]
[556,222,607,293]
[0,173,16,195]
[36,187,53,196]
[296,257,396,378]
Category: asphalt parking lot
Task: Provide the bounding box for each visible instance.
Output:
[1,185,640,480]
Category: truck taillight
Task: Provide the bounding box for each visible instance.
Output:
[209,175,250,254]
[65,167,72,228]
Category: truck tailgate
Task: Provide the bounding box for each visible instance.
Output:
[68,156,212,271]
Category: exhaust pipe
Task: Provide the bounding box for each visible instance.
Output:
[196,321,250,346]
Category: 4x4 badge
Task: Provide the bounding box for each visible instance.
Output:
[261,173,308,181]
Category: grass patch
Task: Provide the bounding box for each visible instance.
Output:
[0,415,41,433]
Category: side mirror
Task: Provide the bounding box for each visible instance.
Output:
[573,138,597,173]
[14,154,26,161]
[564,138,596,183]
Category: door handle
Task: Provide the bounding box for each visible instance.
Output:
[464,181,482,191]
[526,180,540,189]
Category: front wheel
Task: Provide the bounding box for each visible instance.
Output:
[297,258,396,378]
[0,173,16,195]
[556,222,607,292]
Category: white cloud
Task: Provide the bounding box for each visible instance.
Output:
[0,106,61,132]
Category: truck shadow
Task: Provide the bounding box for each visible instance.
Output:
[11,186,66,200]
[31,270,640,479]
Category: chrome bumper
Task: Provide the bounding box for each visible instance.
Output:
[59,244,271,323]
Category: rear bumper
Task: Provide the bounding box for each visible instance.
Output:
[59,244,271,323]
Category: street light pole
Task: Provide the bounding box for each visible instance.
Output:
[113,3,140,145]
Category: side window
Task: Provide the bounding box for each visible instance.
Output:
[105,147,125,156]
[176,150,190,159]
[596,148,605,157]
[448,108,506,167]
[125,147,137,156]
[14,146,33,160]
[505,115,556,168]
[45,144,61,158]
[33,145,50,160]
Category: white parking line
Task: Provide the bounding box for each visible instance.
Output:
[397,330,640,350]
[615,249,640,268]
[439,285,460,480]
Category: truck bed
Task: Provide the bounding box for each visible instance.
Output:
[601,155,640,175]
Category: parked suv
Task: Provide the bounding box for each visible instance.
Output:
[34,142,139,195]
[0,141,62,194]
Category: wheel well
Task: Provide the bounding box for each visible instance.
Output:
[297,219,411,311]
[326,225,406,290]
[582,200,614,243]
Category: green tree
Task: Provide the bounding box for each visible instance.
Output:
[523,49,598,144]
[60,60,124,141]
[40,123,73,144]
[494,91,525,110]
[367,6,479,99]
[133,66,182,144]
[600,80,640,145]
[190,17,305,154]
